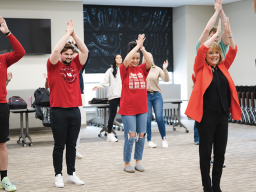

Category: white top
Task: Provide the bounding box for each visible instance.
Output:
[97,67,122,100]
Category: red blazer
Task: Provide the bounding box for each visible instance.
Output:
[185,43,241,123]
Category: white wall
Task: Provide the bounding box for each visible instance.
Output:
[0,0,87,128]
[223,0,256,85]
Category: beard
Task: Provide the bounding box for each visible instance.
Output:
[63,59,71,65]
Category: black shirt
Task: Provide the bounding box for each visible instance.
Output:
[203,65,230,116]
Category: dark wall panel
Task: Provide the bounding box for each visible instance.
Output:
[83,5,173,73]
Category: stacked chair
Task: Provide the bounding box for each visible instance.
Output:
[229,85,256,125]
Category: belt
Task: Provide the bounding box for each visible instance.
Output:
[147,91,158,94]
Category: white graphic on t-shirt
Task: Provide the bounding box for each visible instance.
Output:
[60,66,78,84]
[128,72,145,90]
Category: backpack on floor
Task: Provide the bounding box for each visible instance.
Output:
[34,88,50,107]
[8,96,27,109]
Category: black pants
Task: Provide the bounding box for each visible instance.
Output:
[50,107,81,175]
[197,107,228,188]
[107,98,120,133]
[0,103,10,143]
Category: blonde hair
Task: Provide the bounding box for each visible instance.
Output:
[205,42,223,65]
[142,53,155,66]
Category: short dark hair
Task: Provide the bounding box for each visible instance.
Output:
[61,43,75,54]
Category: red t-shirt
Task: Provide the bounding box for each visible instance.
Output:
[47,55,83,107]
[118,62,150,116]
[0,34,25,103]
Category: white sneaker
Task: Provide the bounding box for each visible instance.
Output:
[107,133,118,142]
[162,140,168,148]
[67,172,84,185]
[76,151,83,159]
[55,174,64,188]
[148,141,157,148]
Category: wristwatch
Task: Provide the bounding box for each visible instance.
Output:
[5,31,11,36]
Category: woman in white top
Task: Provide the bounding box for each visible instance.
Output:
[143,54,170,148]
[92,54,122,142]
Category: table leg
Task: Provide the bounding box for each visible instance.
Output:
[98,108,108,137]
[25,112,33,146]
[173,103,189,133]
[17,113,27,147]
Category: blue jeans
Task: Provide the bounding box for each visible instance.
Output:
[194,121,199,142]
[122,113,147,162]
[147,92,166,141]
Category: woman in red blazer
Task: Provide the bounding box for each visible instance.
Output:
[185,18,241,192]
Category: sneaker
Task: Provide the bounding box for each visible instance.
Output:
[210,157,214,165]
[76,151,83,159]
[67,172,84,185]
[194,141,199,145]
[107,133,118,142]
[1,177,17,191]
[147,141,157,148]
[223,163,226,168]
[162,140,168,148]
[55,174,64,188]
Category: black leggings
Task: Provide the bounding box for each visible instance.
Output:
[50,107,81,175]
[197,107,228,188]
[107,98,120,133]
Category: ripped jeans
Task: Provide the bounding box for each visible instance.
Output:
[121,113,147,162]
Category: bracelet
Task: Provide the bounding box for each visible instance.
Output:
[140,47,145,51]
[5,31,11,36]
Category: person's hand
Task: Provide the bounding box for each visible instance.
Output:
[215,0,223,4]
[214,2,222,12]
[136,34,146,49]
[69,36,76,44]
[163,60,169,70]
[0,16,9,34]
[224,17,232,36]
[43,73,48,79]
[92,86,99,91]
[7,72,13,81]
[66,19,74,35]
[216,18,221,36]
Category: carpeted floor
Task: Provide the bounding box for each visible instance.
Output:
[5,119,256,192]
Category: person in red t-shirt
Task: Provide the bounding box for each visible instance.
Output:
[47,20,89,188]
[0,16,25,191]
[119,34,153,173]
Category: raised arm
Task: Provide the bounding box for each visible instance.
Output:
[138,34,153,70]
[204,19,221,48]
[194,19,221,73]
[123,34,145,69]
[199,3,221,44]
[224,18,235,49]
[219,3,229,46]
[0,17,25,66]
[159,60,169,82]
[71,31,89,65]
[50,20,74,64]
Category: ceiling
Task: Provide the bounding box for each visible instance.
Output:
[57,0,244,7]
